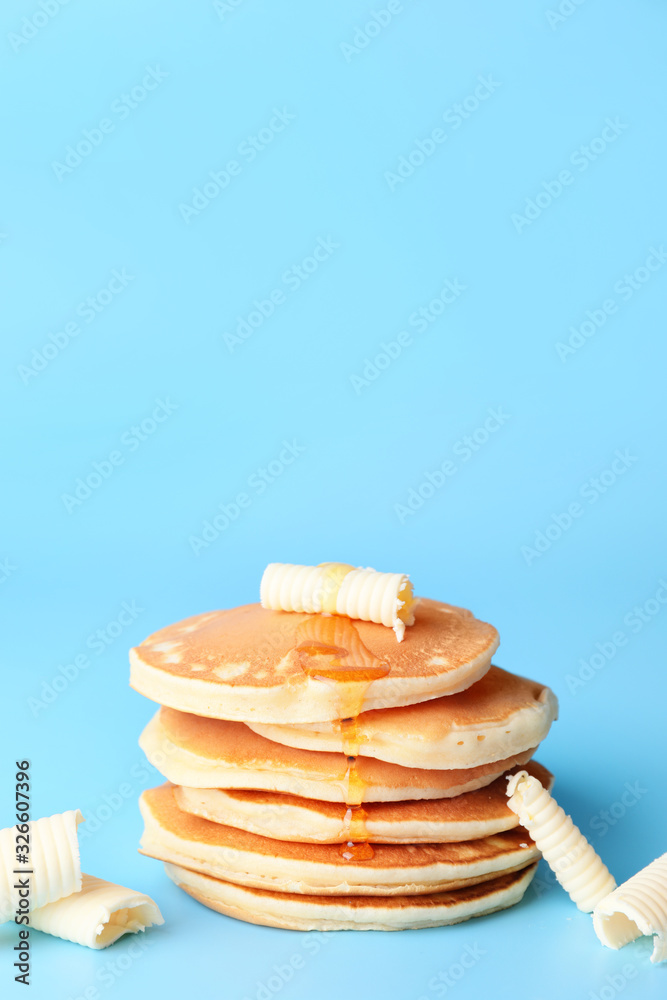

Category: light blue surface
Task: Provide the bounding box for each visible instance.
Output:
[2,1,667,997]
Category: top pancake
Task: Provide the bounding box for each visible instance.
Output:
[129,599,499,723]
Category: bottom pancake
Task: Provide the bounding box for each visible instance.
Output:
[164,861,539,931]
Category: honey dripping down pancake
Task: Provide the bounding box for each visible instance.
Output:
[130,602,499,861]
[295,615,388,862]
[173,761,554,845]
[138,784,540,896]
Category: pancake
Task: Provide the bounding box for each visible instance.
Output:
[172,761,553,844]
[129,599,499,724]
[139,784,540,896]
[249,666,558,769]
[164,861,539,931]
[140,706,538,803]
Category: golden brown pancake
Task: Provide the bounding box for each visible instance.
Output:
[250,666,558,768]
[140,706,538,802]
[139,784,540,896]
[172,761,553,844]
[129,599,499,723]
[164,861,539,931]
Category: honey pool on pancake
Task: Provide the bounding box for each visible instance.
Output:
[294,616,389,861]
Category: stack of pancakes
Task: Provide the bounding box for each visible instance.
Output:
[130,598,558,931]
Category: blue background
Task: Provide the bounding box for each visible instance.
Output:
[2,0,667,997]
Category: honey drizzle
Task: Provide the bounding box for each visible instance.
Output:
[294,616,389,862]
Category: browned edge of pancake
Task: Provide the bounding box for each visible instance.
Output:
[156,706,540,790]
[140,783,538,870]
[173,760,554,832]
[164,862,539,930]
